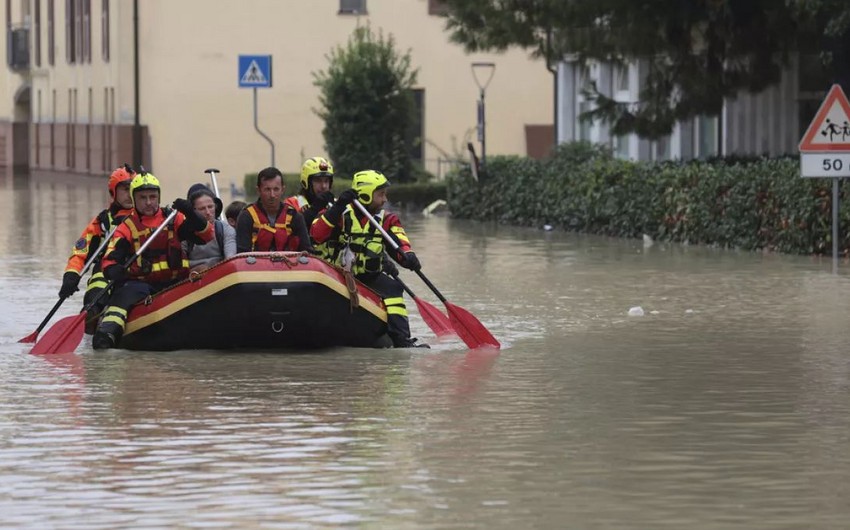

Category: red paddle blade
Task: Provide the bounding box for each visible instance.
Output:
[445,302,500,350]
[18,331,38,344]
[413,297,455,338]
[30,314,86,355]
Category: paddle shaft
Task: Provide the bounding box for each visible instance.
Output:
[205,168,224,221]
[20,223,119,342]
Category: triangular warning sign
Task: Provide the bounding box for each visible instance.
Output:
[241,60,267,84]
[799,84,850,152]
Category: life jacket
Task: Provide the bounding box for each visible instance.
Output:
[337,207,385,275]
[123,210,189,283]
[284,194,309,213]
[245,203,297,251]
[97,206,133,233]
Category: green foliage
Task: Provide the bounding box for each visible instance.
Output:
[313,26,420,182]
[441,0,850,140]
[447,144,848,255]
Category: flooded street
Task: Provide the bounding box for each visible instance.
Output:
[1,171,850,528]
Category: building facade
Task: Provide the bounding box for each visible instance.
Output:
[556,55,823,161]
[1,0,554,197]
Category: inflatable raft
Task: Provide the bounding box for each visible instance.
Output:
[120,252,390,351]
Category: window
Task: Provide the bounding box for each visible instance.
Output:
[34,0,41,66]
[408,88,424,161]
[578,100,592,141]
[75,0,83,63]
[653,135,670,161]
[339,0,366,15]
[82,0,90,63]
[66,0,76,63]
[614,64,629,93]
[47,0,54,65]
[613,134,630,159]
[428,0,448,15]
[696,115,718,158]
[101,0,109,61]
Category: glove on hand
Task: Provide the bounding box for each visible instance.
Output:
[59,271,81,298]
[401,251,421,272]
[172,198,194,215]
[382,256,399,278]
[336,189,358,206]
[104,264,127,284]
[310,191,335,208]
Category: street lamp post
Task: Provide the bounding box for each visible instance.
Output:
[471,62,495,167]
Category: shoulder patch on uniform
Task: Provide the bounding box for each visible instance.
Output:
[74,238,87,250]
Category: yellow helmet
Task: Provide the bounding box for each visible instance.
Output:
[352,170,389,205]
[300,157,334,190]
[129,172,161,203]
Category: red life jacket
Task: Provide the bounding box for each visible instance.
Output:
[123,210,189,283]
[245,203,299,251]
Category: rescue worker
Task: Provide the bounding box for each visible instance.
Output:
[311,169,428,348]
[235,166,312,254]
[59,164,135,333]
[285,156,335,229]
[92,172,213,350]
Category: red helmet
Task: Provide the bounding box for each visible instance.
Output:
[108,165,135,198]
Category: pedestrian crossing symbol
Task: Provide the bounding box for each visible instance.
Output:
[238,55,272,88]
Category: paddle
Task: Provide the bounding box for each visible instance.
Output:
[352,200,500,349]
[30,209,179,355]
[19,224,120,344]
[204,168,224,221]
[385,255,454,338]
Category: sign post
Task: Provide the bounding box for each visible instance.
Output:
[238,54,275,167]
[799,84,850,269]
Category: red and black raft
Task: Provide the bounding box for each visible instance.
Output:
[120,252,390,351]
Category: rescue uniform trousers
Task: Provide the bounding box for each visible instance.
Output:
[83,271,110,334]
[358,272,411,347]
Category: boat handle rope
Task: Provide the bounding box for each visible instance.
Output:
[269,252,298,268]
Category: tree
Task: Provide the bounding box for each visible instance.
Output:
[314,26,419,181]
[441,0,850,139]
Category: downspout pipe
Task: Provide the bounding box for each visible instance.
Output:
[132,0,142,167]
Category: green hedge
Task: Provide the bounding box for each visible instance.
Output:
[446,142,848,255]
[242,172,445,209]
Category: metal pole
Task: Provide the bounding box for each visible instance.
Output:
[833,177,840,273]
[132,0,142,167]
[253,87,275,167]
[471,62,495,169]
[480,89,486,166]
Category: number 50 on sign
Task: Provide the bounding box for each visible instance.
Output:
[801,153,850,177]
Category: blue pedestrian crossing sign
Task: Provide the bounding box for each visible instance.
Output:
[238,55,272,88]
